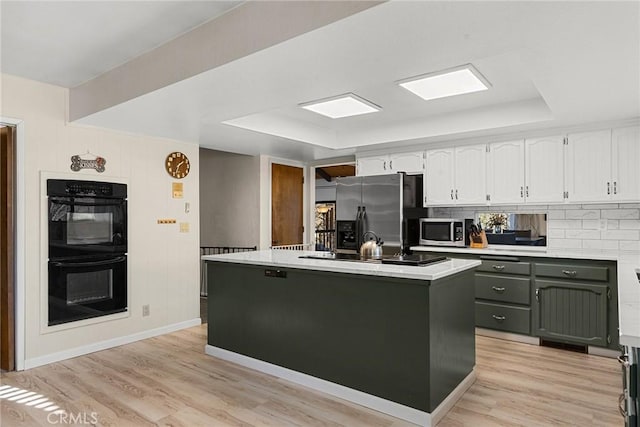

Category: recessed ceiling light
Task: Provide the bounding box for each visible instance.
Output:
[300,93,381,119]
[398,64,491,101]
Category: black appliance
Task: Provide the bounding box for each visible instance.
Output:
[47,179,128,325]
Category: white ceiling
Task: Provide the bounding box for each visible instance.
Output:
[2,1,639,161]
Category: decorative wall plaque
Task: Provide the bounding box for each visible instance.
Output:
[70,154,106,173]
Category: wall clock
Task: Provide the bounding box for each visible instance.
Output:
[165,152,190,179]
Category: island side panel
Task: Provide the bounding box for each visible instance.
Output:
[207,261,431,411]
[427,269,476,410]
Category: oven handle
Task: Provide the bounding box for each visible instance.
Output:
[49,198,126,207]
[51,256,126,268]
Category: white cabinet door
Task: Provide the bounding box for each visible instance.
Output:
[611,126,640,202]
[525,136,565,203]
[565,130,612,203]
[425,148,455,205]
[389,151,424,174]
[488,140,525,204]
[454,144,487,205]
[356,156,388,176]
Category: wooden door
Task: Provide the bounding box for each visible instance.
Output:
[272,164,303,247]
[1,125,15,371]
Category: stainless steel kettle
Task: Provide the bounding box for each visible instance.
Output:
[360,231,384,260]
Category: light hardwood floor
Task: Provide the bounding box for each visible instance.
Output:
[0,325,621,426]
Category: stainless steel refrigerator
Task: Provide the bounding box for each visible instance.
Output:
[335,173,427,256]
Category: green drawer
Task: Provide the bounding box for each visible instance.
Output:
[477,259,530,276]
[475,274,530,305]
[535,263,609,282]
[475,301,531,335]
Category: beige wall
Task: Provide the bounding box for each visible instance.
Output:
[199,148,260,247]
[1,74,200,368]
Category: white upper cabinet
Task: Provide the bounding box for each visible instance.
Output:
[425,148,455,205]
[525,136,565,203]
[356,155,389,176]
[611,126,640,202]
[455,145,487,205]
[487,140,525,204]
[388,151,425,174]
[565,127,639,203]
[357,151,424,176]
[425,144,487,206]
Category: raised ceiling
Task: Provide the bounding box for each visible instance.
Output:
[2,1,638,162]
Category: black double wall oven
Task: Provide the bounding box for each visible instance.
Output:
[47,179,128,326]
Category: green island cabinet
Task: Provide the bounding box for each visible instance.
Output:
[422,252,619,350]
[206,261,476,413]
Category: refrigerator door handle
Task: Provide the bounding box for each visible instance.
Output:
[356,206,362,249]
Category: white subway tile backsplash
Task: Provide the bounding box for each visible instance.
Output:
[565,229,601,239]
[602,229,640,241]
[548,219,582,229]
[549,239,583,249]
[565,209,600,220]
[621,203,640,209]
[582,220,600,230]
[546,229,565,238]
[619,241,640,251]
[601,209,640,220]
[619,220,640,230]
[582,203,619,209]
[546,210,565,220]
[582,240,619,250]
[547,205,569,210]
[606,220,619,229]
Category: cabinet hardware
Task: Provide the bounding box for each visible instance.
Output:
[525,186,529,197]
[613,181,617,194]
[389,160,393,170]
[455,189,458,200]
[607,288,611,299]
[492,314,506,321]
[607,334,611,344]
[383,161,387,170]
[492,265,505,271]
[450,189,454,200]
[491,286,506,293]
[486,194,491,201]
[561,270,577,277]
[520,186,524,198]
[535,288,539,301]
[607,181,610,195]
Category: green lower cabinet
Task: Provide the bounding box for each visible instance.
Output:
[533,280,609,347]
[475,301,531,335]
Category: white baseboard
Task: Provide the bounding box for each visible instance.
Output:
[24,318,201,369]
[205,344,475,427]
[588,346,619,358]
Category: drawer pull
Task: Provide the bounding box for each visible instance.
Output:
[492,314,506,322]
[562,270,577,277]
[491,286,506,293]
[492,265,505,271]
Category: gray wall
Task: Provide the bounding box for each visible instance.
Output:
[199,148,260,247]
[316,179,337,202]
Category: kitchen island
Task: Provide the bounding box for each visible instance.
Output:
[202,250,481,427]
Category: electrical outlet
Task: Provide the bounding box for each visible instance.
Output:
[142,305,150,317]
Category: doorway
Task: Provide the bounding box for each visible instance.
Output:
[313,164,355,252]
[271,163,304,247]
[1,124,16,371]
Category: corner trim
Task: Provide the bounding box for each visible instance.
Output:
[24,318,201,369]
[205,344,475,427]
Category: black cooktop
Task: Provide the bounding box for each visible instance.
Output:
[380,254,447,266]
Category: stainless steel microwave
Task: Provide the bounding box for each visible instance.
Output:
[419,218,467,247]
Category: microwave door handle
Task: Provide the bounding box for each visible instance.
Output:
[51,256,126,268]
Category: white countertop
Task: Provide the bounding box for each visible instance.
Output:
[202,250,481,282]
[412,245,640,348]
